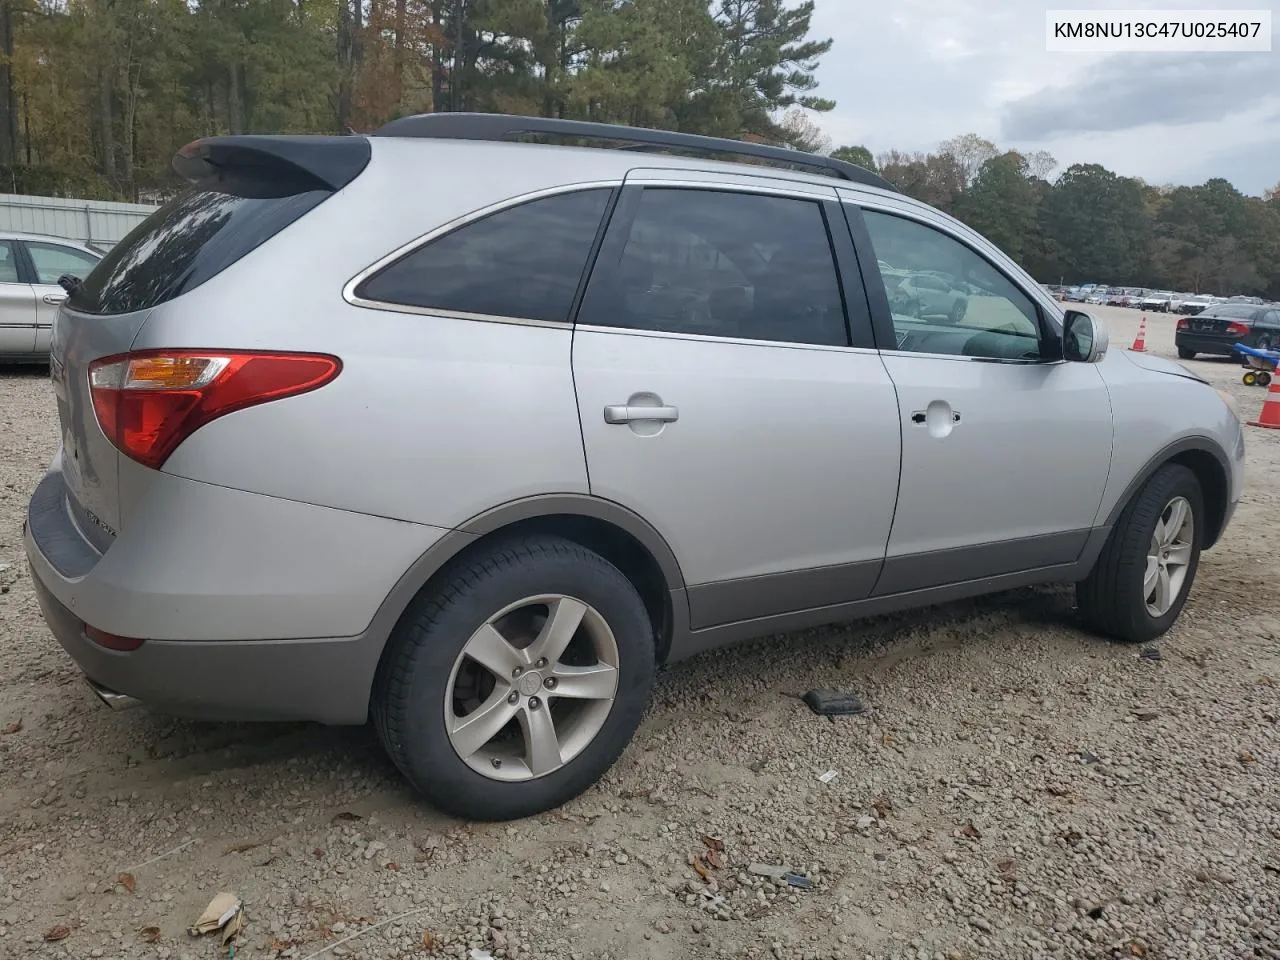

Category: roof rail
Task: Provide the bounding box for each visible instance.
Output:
[372,113,896,193]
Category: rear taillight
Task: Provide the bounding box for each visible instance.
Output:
[88,350,341,469]
[1225,322,1251,337]
[1176,318,1189,329]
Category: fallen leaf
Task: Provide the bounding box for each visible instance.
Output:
[956,823,982,840]
[1,721,21,735]
[1239,751,1257,764]
[881,733,896,745]
[270,938,295,951]
[872,797,893,819]
[422,930,436,949]
[117,872,137,893]
[386,862,399,871]
[1126,939,1148,957]
[690,854,712,882]
[313,847,325,858]
[700,834,724,853]
[1260,676,1275,686]
[223,841,264,855]
[705,849,725,870]
[44,925,71,942]
[331,811,363,823]
[138,926,161,943]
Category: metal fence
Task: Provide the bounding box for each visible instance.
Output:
[0,193,158,251]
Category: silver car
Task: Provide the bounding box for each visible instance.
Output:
[24,116,1246,821]
[0,231,101,362]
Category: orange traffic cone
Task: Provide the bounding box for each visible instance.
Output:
[1130,314,1147,352]
[1248,375,1280,429]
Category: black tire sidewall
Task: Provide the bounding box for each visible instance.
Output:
[375,538,655,821]
[1113,465,1204,641]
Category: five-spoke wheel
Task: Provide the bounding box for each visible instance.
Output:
[373,536,654,821]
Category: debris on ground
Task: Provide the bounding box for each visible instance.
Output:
[189,892,243,943]
[747,863,791,879]
[800,689,866,716]
[816,768,839,783]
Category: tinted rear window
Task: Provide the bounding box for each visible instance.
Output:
[68,180,328,316]
[356,188,612,323]
[1204,305,1259,319]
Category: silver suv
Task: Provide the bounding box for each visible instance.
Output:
[24,115,1245,821]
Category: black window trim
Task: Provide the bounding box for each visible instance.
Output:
[344,180,623,328]
[570,183,867,350]
[841,202,1064,364]
[19,239,101,287]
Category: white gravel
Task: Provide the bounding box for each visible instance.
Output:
[1,307,1278,960]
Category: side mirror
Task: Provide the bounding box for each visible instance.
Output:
[1063,310,1108,363]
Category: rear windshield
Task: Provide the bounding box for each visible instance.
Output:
[1204,305,1258,319]
[68,178,328,316]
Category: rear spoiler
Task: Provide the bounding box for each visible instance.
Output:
[173,135,372,192]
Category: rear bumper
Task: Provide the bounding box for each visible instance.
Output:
[27,569,385,723]
[1174,333,1239,357]
[23,455,448,723]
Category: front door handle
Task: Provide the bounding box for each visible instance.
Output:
[42,293,66,305]
[604,404,679,424]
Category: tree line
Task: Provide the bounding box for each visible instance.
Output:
[1,1,1276,300]
[841,134,1280,301]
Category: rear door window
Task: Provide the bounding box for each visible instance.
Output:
[576,187,848,347]
[355,189,613,324]
[67,182,330,316]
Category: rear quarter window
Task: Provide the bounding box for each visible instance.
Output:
[355,188,613,324]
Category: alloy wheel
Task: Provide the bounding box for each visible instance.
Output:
[1144,496,1194,617]
[444,595,620,782]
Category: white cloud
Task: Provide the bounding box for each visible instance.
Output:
[808,0,1280,195]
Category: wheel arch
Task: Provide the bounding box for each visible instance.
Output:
[1105,437,1232,549]
[367,496,687,685]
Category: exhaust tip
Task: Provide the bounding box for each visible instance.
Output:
[86,678,141,711]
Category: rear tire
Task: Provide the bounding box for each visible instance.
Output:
[1177,346,1195,360]
[1077,464,1203,644]
[373,535,655,821]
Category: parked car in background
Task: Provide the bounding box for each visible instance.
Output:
[1065,287,1089,302]
[1141,290,1173,312]
[886,271,969,323]
[1176,303,1280,359]
[0,231,102,362]
[1178,296,1214,316]
[23,115,1246,821]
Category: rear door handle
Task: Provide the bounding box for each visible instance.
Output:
[42,293,66,305]
[604,404,679,424]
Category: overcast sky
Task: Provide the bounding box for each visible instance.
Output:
[809,0,1280,196]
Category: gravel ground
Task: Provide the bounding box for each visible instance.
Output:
[1,305,1278,960]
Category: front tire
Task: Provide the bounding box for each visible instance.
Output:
[1077,464,1203,644]
[1177,346,1195,360]
[373,536,655,821]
